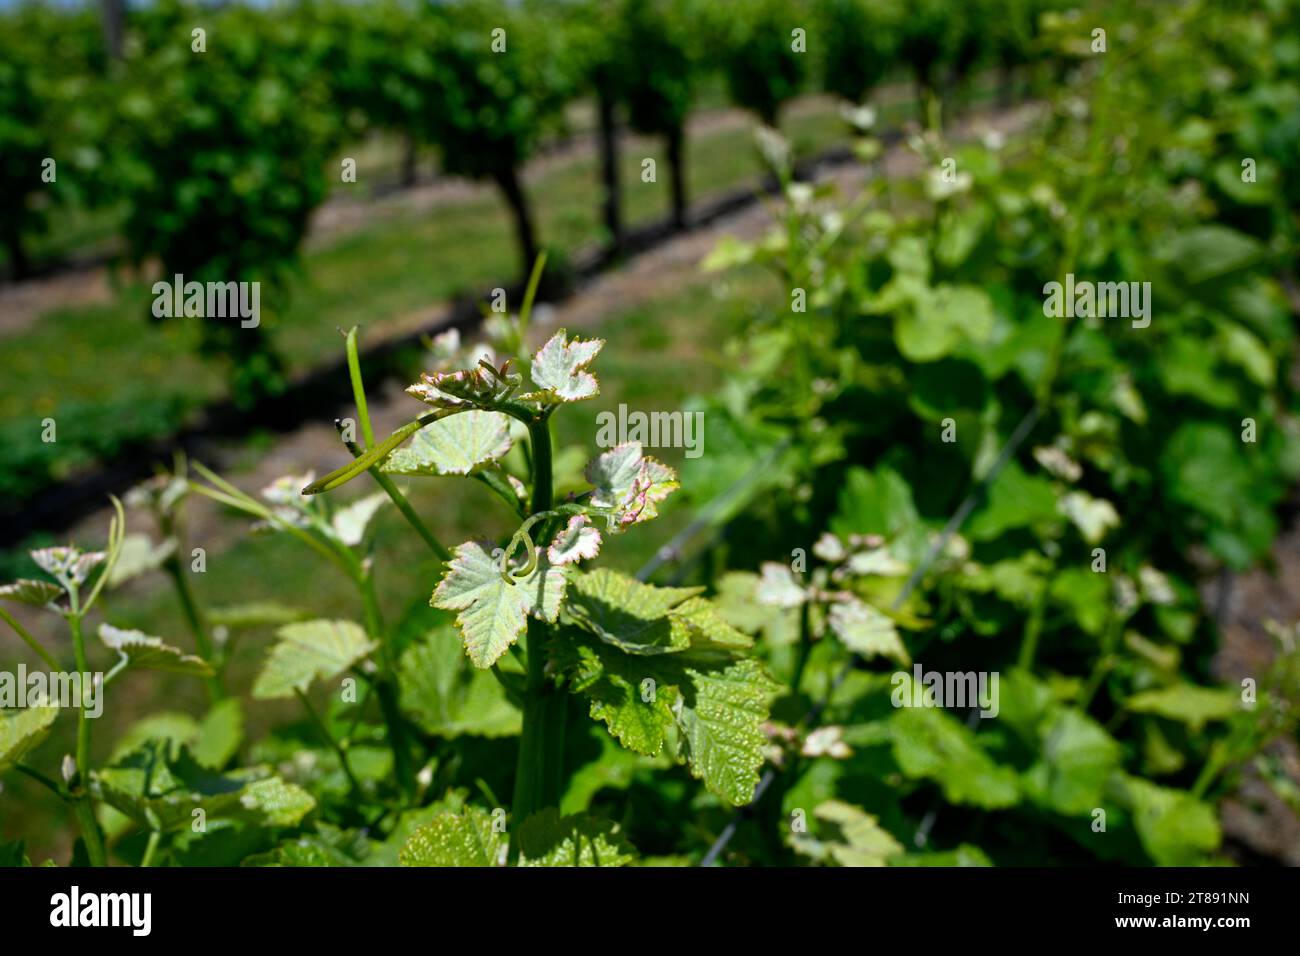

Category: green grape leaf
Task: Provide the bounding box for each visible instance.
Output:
[673,655,779,804]
[895,284,995,362]
[523,329,604,403]
[92,741,315,832]
[398,626,521,738]
[0,704,59,772]
[252,619,377,700]
[110,713,203,763]
[561,569,702,655]
[668,597,755,651]
[585,442,679,527]
[195,698,245,769]
[1125,684,1242,731]
[1111,774,1221,865]
[1059,491,1120,544]
[98,625,215,677]
[893,844,993,867]
[1022,708,1121,816]
[755,562,807,608]
[516,809,636,866]
[106,533,177,588]
[547,515,602,566]
[965,462,1059,542]
[827,598,910,665]
[554,621,778,805]
[380,410,514,476]
[789,801,904,867]
[1160,225,1264,284]
[238,777,317,827]
[399,806,505,867]
[554,629,678,756]
[407,361,518,410]
[243,824,372,867]
[432,542,568,668]
[328,492,388,546]
[0,579,63,607]
[890,705,1020,808]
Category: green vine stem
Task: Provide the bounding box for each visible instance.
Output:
[67,610,107,867]
[163,556,224,702]
[354,556,417,802]
[510,416,566,840]
[140,830,162,868]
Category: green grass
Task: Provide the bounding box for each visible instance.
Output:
[0,261,778,860]
[0,95,846,504]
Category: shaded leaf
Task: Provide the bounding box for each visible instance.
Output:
[98,625,215,677]
[0,705,59,773]
[0,579,63,607]
[252,620,377,700]
[516,809,636,866]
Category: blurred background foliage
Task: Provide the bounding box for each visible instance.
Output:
[1,0,1299,867]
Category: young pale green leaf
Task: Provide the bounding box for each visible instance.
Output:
[252,619,377,700]
[110,713,203,764]
[195,698,245,769]
[585,442,679,527]
[0,704,59,772]
[547,514,602,566]
[98,624,216,677]
[408,361,518,410]
[328,492,389,546]
[106,533,178,588]
[755,562,806,608]
[399,806,505,867]
[398,626,521,738]
[0,579,64,607]
[516,809,636,866]
[30,546,105,587]
[432,542,568,668]
[238,777,318,827]
[380,410,514,476]
[1125,684,1242,731]
[789,801,904,867]
[1059,490,1120,545]
[524,329,604,403]
[827,598,910,665]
